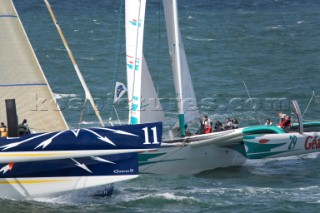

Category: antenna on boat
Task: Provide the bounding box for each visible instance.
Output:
[44,0,105,127]
[243,81,262,124]
[302,81,320,116]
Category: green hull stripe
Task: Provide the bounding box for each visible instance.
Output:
[179,114,185,137]
[246,149,302,159]
[244,141,286,154]
[138,153,166,161]
[242,125,285,134]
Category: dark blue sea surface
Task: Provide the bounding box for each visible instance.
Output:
[5,0,320,212]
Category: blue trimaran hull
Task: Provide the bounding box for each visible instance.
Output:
[0,122,162,199]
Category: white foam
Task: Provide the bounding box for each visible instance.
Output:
[299,186,319,191]
[265,25,283,30]
[93,19,101,25]
[300,152,320,159]
[34,195,68,204]
[81,57,95,61]
[297,21,305,24]
[54,93,78,99]
[186,36,215,41]
[148,192,199,202]
[79,121,97,125]
[244,159,267,166]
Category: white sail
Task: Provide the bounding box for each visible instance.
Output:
[162,0,200,124]
[125,0,146,124]
[0,0,68,132]
[140,55,165,124]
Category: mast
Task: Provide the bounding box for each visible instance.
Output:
[44,0,105,127]
[172,0,185,136]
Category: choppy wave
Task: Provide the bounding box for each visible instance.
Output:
[81,56,96,61]
[186,36,215,41]
[265,25,284,30]
[133,192,199,203]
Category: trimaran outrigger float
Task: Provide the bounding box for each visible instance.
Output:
[0,0,162,199]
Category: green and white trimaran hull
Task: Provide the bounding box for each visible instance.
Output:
[125,0,247,175]
[124,0,320,175]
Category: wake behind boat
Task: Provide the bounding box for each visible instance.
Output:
[0,0,162,199]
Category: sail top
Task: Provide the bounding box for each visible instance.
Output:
[0,0,68,132]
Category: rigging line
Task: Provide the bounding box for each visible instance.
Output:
[308,81,320,110]
[301,80,318,117]
[110,0,124,118]
[243,81,262,124]
[78,99,88,129]
[302,81,320,117]
[113,105,122,125]
[156,0,162,94]
[44,0,105,127]
[302,92,313,117]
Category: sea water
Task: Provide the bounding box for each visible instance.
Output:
[4,0,320,212]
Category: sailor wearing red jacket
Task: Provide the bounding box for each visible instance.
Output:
[278,112,291,128]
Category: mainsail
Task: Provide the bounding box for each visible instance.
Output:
[162,0,200,127]
[125,0,146,125]
[126,0,165,124]
[0,0,68,132]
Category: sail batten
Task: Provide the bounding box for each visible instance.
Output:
[0,0,68,132]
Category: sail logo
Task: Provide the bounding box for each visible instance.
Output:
[127,55,140,71]
[113,82,127,104]
[116,85,125,98]
[288,135,297,150]
[132,104,139,111]
[131,116,138,124]
[129,19,141,27]
[133,96,139,101]
[304,135,320,150]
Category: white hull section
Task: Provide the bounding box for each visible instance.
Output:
[0,175,137,199]
[140,131,247,175]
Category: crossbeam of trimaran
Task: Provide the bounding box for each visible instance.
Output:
[44,0,105,127]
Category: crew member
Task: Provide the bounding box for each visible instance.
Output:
[0,122,8,137]
[202,115,212,134]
